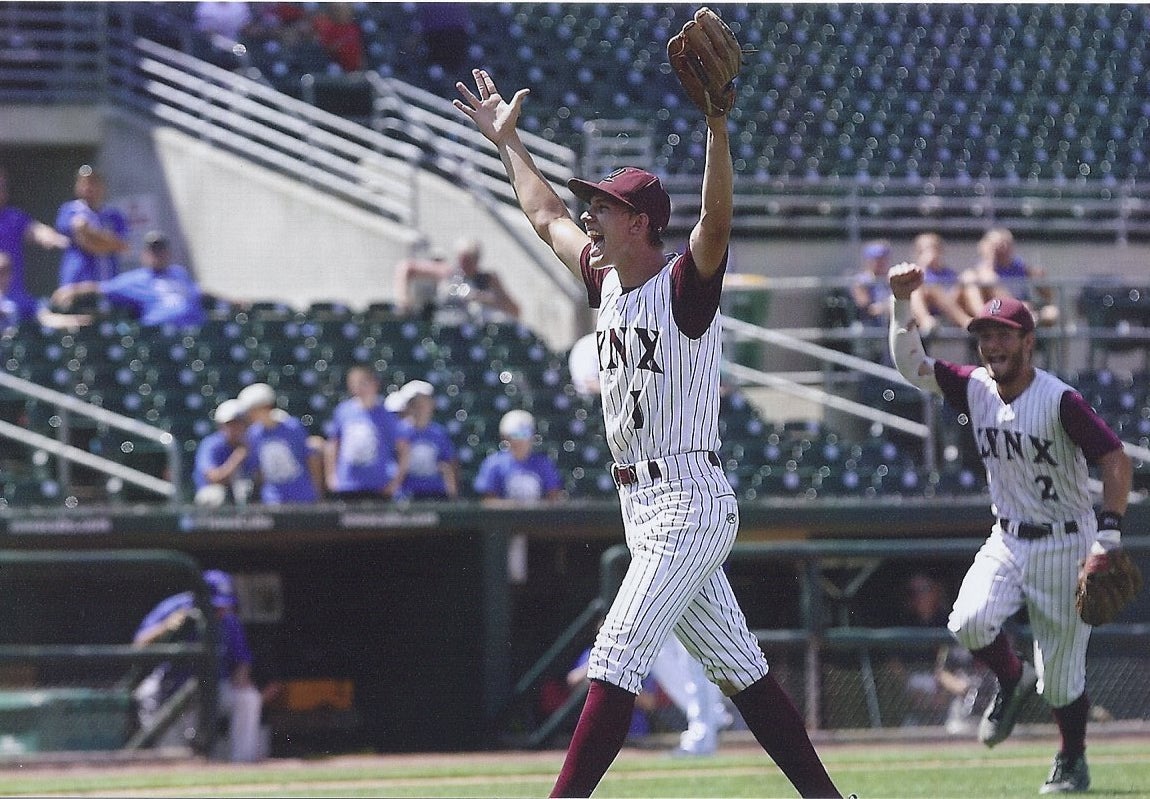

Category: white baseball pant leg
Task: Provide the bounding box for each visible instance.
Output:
[587,475,769,697]
[218,682,264,762]
[949,526,1093,708]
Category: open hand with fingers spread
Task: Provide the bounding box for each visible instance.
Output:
[888,261,925,301]
[453,69,530,146]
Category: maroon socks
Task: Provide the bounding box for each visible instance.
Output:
[971,631,1023,685]
[731,674,843,799]
[1052,693,1090,761]
[549,679,636,798]
[551,674,843,799]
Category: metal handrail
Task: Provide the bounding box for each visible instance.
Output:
[103,32,421,225]
[370,74,578,205]
[0,372,178,501]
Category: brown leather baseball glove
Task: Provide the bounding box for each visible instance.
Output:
[1076,548,1143,626]
[667,7,742,117]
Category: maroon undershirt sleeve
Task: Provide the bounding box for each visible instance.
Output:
[670,245,728,339]
[1060,390,1123,462]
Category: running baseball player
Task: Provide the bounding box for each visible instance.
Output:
[888,263,1133,794]
[453,13,845,797]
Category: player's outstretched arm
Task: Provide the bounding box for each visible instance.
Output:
[1097,446,1133,524]
[453,69,588,275]
[689,114,733,280]
[888,262,941,393]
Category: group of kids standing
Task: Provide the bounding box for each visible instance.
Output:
[191,365,564,507]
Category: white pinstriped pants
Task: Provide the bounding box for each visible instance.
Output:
[586,456,770,696]
[948,523,1094,708]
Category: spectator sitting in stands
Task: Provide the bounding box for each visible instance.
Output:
[959,227,1060,327]
[850,239,893,326]
[50,230,206,328]
[385,379,459,501]
[311,2,364,73]
[473,410,564,505]
[236,382,323,505]
[909,233,972,336]
[323,365,401,501]
[884,572,981,734]
[395,238,520,323]
[55,165,129,288]
[193,398,253,507]
[132,569,266,762]
[0,165,69,320]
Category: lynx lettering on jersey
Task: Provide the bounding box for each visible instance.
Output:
[596,326,664,373]
[976,427,1058,465]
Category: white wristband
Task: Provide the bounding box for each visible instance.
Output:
[1091,527,1122,555]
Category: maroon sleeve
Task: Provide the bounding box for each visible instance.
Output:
[1060,391,1124,462]
[933,360,976,414]
[670,245,728,339]
[579,243,605,309]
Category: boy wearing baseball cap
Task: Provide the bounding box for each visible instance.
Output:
[473,410,563,504]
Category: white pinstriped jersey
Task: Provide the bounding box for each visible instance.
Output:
[582,249,724,464]
[936,364,1103,524]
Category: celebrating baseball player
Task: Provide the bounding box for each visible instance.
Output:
[454,8,844,798]
[888,262,1140,794]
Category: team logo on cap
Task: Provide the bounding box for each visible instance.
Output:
[989,299,1004,315]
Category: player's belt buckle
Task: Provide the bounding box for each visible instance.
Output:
[1001,519,1079,539]
[611,464,639,487]
[611,452,720,487]
[611,461,660,487]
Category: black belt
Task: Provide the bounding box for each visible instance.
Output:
[611,451,721,487]
[1000,519,1079,540]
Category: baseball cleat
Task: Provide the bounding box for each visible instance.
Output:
[978,660,1038,747]
[1039,752,1090,794]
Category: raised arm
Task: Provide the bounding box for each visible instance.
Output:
[71,216,128,256]
[453,70,589,275]
[888,262,942,394]
[27,220,68,250]
[688,115,733,279]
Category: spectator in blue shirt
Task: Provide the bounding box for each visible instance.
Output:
[132,569,264,762]
[323,365,401,500]
[193,398,253,507]
[237,382,322,504]
[54,164,129,287]
[386,379,459,500]
[849,239,892,326]
[50,230,206,328]
[473,410,564,504]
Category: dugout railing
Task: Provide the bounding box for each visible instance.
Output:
[505,537,1150,747]
[0,549,218,759]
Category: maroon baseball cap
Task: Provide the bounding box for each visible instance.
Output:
[567,167,671,234]
[968,297,1036,334]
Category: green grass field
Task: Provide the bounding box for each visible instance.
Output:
[1,736,1147,798]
